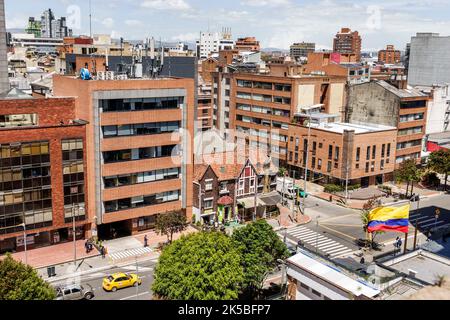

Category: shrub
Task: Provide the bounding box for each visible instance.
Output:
[324,184,343,193]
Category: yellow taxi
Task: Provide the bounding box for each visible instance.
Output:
[102,273,142,292]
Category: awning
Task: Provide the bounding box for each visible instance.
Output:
[238,196,265,209]
[259,193,282,206]
[218,196,234,206]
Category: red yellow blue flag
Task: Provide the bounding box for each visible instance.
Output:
[367,205,410,234]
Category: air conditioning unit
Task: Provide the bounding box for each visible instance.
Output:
[106,71,115,80]
[96,71,106,80]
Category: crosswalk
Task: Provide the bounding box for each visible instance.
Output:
[108,247,153,261]
[281,225,354,258]
[409,212,447,230]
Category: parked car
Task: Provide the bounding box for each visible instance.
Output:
[55,284,94,300]
[102,272,142,292]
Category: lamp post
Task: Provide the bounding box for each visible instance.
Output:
[21,223,27,265]
[72,204,78,266]
[301,111,312,216]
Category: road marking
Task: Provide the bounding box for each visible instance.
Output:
[109,247,153,261]
[420,221,445,229]
[318,224,357,241]
[319,213,359,223]
[119,291,150,300]
[319,223,362,228]
[289,229,315,237]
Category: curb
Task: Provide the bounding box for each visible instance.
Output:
[44,254,160,284]
[35,253,102,270]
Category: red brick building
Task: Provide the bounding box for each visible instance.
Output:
[378,45,401,65]
[333,28,362,62]
[0,94,89,253]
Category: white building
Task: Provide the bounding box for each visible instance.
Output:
[196,29,235,59]
[416,84,450,134]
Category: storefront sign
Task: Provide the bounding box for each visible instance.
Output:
[16,235,35,247]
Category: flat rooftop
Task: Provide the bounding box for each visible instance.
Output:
[287,250,380,298]
[382,250,450,285]
[311,121,397,134]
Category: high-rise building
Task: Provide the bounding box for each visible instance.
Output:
[0,94,89,253]
[53,76,195,239]
[333,28,362,61]
[378,45,401,64]
[408,33,450,86]
[289,42,316,61]
[196,29,235,59]
[25,17,42,38]
[0,0,9,93]
[235,37,260,52]
[40,9,54,38]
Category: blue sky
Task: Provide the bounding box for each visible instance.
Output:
[5,0,450,50]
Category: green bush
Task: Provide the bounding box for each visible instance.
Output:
[348,184,361,191]
[324,184,343,193]
[422,171,441,187]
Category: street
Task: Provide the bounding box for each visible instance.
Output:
[52,258,157,300]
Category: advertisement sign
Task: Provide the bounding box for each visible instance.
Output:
[16,234,35,247]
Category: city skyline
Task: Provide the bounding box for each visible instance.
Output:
[4,0,450,51]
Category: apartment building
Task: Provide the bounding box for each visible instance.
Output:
[235,37,260,52]
[196,30,235,59]
[290,42,316,61]
[304,52,370,85]
[347,80,429,166]
[287,119,397,187]
[53,76,194,239]
[198,81,213,132]
[378,45,401,65]
[0,93,89,253]
[215,71,347,163]
[333,28,362,62]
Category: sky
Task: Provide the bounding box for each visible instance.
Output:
[4,0,450,51]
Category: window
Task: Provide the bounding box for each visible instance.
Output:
[311,289,322,297]
[101,97,182,112]
[356,163,360,169]
[0,114,38,128]
[103,145,177,163]
[372,145,376,159]
[381,160,385,170]
[327,161,332,173]
[328,145,333,160]
[300,282,309,290]
[104,190,180,213]
[371,161,375,172]
[335,146,340,161]
[365,162,369,173]
[381,144,386,158]
[387,143,391,157]
[398,126,423,136]
[203,199,213,209]
[366,146,371,161]
[318,159,322,170]
[356,147,361,162]
[205,179,213,191]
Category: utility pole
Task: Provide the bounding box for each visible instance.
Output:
[345,161,350,203]
[301,111,312,216]
[89,0,92,38]
[72,204,77,265]
[135,256,139,299]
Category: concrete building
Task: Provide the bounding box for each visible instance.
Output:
[53,76,194,239]
[0,0,9,94]
[333,28,362,62]
[38,8,72,39]
[304,52,370,85]
[196,30,235,59]
[408,33,450,86]
[197,79,213,132]
[415,84,450,134]
[0,93,89,253]
[216,70,348,162]
[378,45,401,65]
[346,80,429,166]
[287,118,397,187]
[286,250,380,300]
[235,37,260,52]
[290,42,316,61]
[25,17,41,38]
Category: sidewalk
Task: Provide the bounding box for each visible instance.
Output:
[267,204,311,230]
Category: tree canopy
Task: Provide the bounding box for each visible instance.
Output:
[428,149,450,190]
[0,254,56,300]
[396,159,422,197]
[152,232,243,300]
[232,220,289,298]
[155,211,188,243]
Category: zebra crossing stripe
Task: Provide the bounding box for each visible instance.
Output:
[329,249,353,257]
[289,230,316,237]
[325,246,348,254]
[421,221,444,228]
[299,234,325,241]
[418,218,438,225]
[320,244,345,251]
[316,241,338,248]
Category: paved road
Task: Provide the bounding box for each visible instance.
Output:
[52,259,157,300]
[279,193,450,259]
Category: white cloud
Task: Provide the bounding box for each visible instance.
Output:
[171,32,198,42]
[125,19,143,27]
[241,0,291,7]
[141,0,191,11]
[102,17,114,29]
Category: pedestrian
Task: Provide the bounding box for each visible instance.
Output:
[144,235,148,248]
[84,240,89,254]
[101,246,106,259]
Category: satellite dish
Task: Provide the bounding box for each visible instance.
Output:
[80,68,92,80]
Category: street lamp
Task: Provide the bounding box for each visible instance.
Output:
[277,259,288,298]
[72,204,79,266]
[301,111,313,216]
[21,223,27,265]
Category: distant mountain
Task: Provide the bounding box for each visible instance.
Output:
[6,28,25,34]
[261,47,289,53]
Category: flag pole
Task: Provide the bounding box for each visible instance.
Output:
[403,232,408,255]
[413,219,418,251]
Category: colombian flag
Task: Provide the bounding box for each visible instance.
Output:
[367,205,410,234]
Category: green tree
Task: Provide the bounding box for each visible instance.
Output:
[232,220,289,299]
[428,149,450,191]
[395,159,422,197]
[0,254,55,300]
[155,211,188,243]
[278,167,288,177]
[152,232,243,300]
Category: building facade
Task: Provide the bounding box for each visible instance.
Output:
[290,42,316,61]
[196,30,235,59]
[235,37,260,52]
[346,81,428,166]
[53,76,194,239]
[0,96,89,253]
[408,33,450,86]
[0,0,9,94]
[333,28,362,62]
[378,45,401,65]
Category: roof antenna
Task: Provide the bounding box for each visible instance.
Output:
[89,0,92,38]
